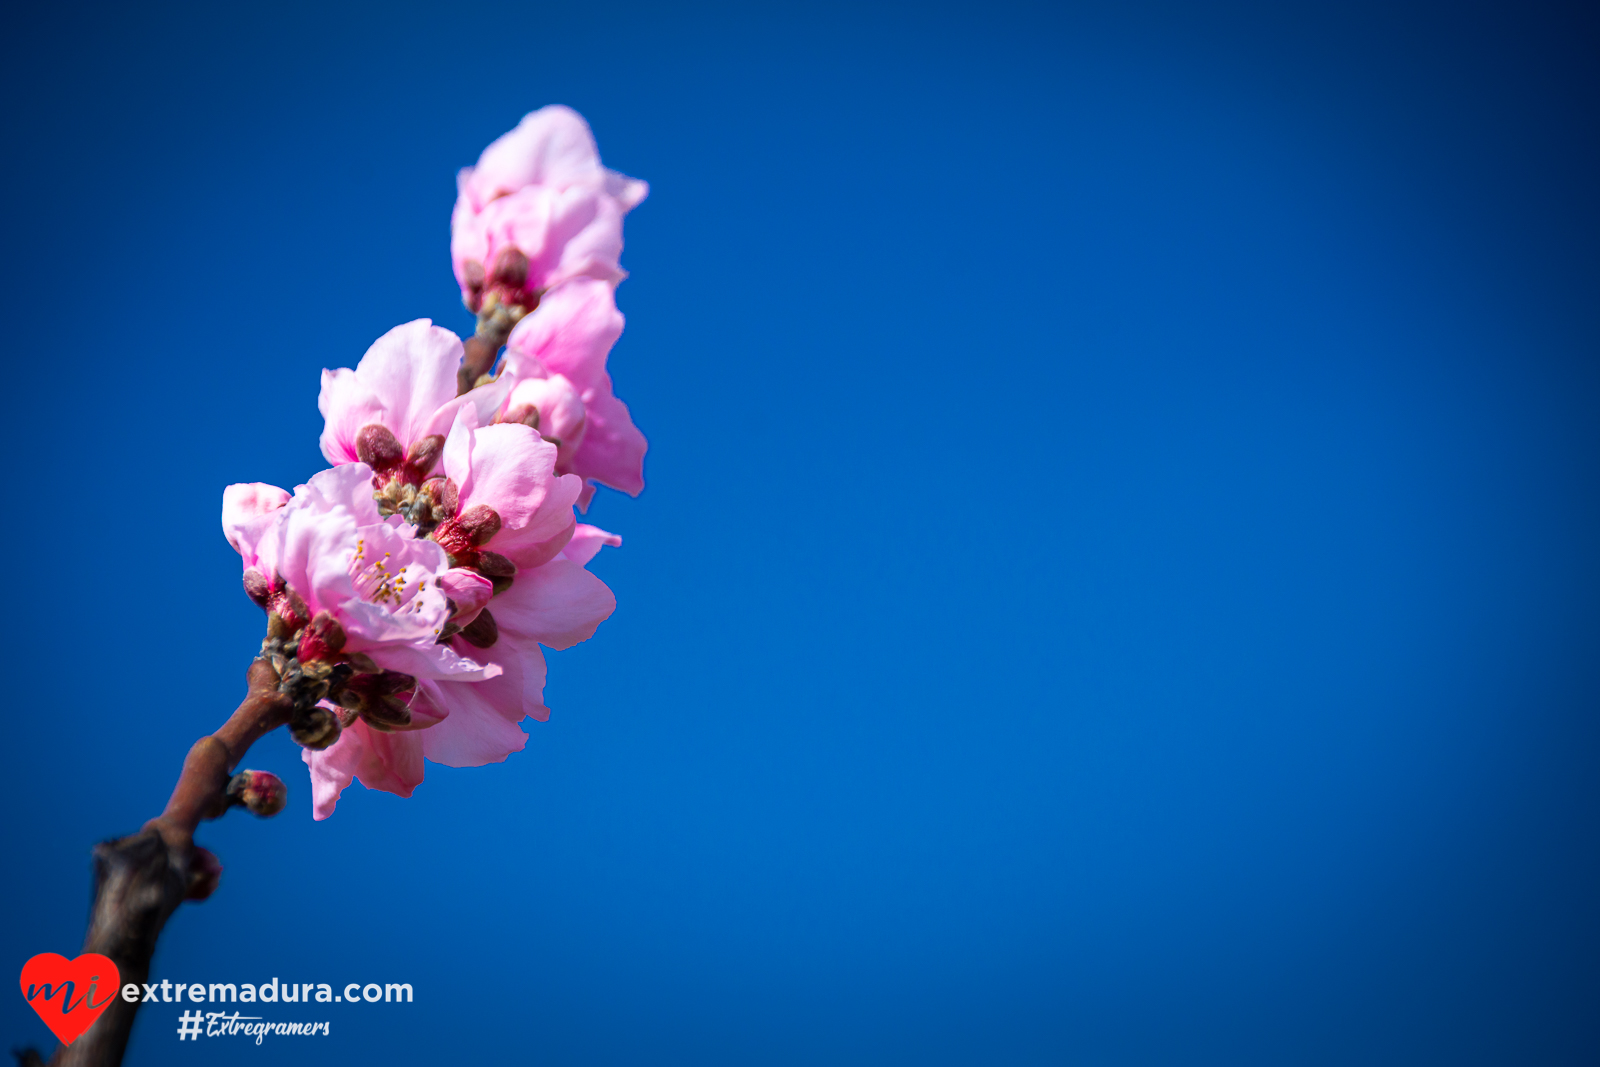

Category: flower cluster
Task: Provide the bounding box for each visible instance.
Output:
[224,107,645,819]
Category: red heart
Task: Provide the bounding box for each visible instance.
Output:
[19,953,120,1046]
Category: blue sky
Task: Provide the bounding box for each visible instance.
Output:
[3,1,1598,1063]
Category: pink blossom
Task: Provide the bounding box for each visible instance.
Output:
[407,523,620,777]
[499,278,647,504]
[451,105,647,312]
[222,463,498,685]
[318,319,507,502]
[298,417,618,820]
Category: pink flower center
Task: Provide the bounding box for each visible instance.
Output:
[350,538,426,611]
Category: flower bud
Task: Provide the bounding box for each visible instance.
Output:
[457,505,502,545]
[503,403,541,430]
[290,707,341,750]
[355,423,405,478]
[475,551,515,578]
[242,568,271,608]
[368,669,417,695]
[406,434,445,477]
[458,608,499,649]
[227,770,287,818]
[490,247,529,291]
[296,611,347,664]
[431,477,459,516]
[431,504,502,567]
[334,669,419,730]
[359,694,413,732]
[186,847,223,901]
[266,586,312,634]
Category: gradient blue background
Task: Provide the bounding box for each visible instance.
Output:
[3,1,1597,1063]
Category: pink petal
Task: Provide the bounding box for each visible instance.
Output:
[489,475,583,569]
[416,640,547,767]
[321,321,465,464]
[355,320,466,449]
[437,567,494,626]
[605,171,649,213]
[502,374,587,466]
[570,385,646,496]
[460,105,645,211]
[505,279,645,495]
[360,636,504,683]
[317,368,385,465]
[491,557,616,651]
[464,105,606,206]
[468,185,628,293]
[455,422,560,533]
[302,720,425,820]
[440,415,583,569]
[421,374,511,442]
[563,524,621,567]
[498,518,575,572]
[221,482,289,563]
[505,277,622,390]
[451,107,645,303]
[269,467,369,617]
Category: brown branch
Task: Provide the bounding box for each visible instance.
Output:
[456,288,538,396]
[34,659,293,1067]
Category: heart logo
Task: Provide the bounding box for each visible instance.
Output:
[19,953,120,1046]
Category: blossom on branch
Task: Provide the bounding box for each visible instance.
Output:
[227,107,638,819]
[234,311,626,818]
[451,105,647,319]
[295,413,618,819]
[318,319,509,521]
[57,105,652,1067]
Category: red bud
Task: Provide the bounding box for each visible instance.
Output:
[186,847,223,901]
[490,247,529,291]
[406,434,445,477]
[227,770,287,818]
[297,611,347,663]
[457,505,502,545]
[355,423,404,478]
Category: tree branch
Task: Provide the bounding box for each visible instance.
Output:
[456,289,535,395]
[32,659,293,1067]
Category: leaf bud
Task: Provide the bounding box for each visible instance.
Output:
[290,707,341,750]
[475,551,515,578]
[458,608,499,649]
[359,694,413,732]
